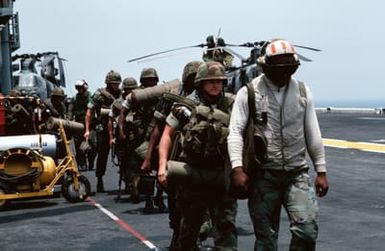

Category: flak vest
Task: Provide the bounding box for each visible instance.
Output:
[252,75,308,172]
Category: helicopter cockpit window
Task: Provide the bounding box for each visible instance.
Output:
[13,74,49,100]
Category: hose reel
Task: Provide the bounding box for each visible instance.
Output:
[0,147,56,190]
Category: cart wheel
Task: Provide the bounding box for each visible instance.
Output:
[0,182,10,210]
[62,175,91,203]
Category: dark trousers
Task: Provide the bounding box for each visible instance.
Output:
[95,131,110,178]
[167,182,181,231]
[179,188,237,251]
[74,135,86,166]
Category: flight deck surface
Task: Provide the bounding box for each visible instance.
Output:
[1,112,385,251]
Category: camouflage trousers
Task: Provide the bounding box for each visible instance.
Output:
[248,169,319,251]
[178,187,238,251]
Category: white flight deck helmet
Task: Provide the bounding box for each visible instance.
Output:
[75,79,88,89]
[257,39,300,66]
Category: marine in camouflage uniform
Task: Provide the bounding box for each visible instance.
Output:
[158,61,237,251]
[202,35,234,69]
[42,87,67,120]
[107,77,138,196]
[228,39,329,251]
[118,68,159,202]
[84,70,122,192]
[138,61,201,247]
[68,80,92,170]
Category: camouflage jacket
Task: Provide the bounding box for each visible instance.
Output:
[88,87,121,126]
[170,94,234,168]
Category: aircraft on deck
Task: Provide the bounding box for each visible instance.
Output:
[127,34,321,93]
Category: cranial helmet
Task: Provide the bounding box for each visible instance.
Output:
[257,39,300,66]
[194,61,227,85]
[140,68,159,82]
[182,61,202,83]
[75,79,88,88]
[105,70,122,84]
[122,77,138,89]
[51,87,65,97]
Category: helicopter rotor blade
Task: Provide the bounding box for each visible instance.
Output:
[225,43,246,47]
[135,50,199,64]
[227,42,321,52]
[127,44,205,63]
[216,28,221,39]
[293,44,321,52]
[57,53,66,87]
[226,42,253,47]
[297,53,312,62]
[220,47,246,61]
[226,41,267,48]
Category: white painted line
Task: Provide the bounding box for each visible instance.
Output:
[94,203,119,221]
[87,197,158,250]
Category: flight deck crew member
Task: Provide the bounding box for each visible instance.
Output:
[84,70,122,192]
[228,39,329,251]
[158,61,237,250]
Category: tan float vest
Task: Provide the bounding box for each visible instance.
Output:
[253,75,308,172]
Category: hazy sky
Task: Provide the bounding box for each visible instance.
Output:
[14,0,384,104]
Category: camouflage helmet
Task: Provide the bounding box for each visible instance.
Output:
[140,68,159,82]
[122,77,138,89]
[105,70,122,84]
[194,61,227,85]
[8,89,20,97]
[182,61,202,83]
[51,87,65,97]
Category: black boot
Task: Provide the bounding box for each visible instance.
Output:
[169,229,180,251]
[154,188,168,213]
[143,196,156,214]
[97,177,105,193]
[154,195,168,213]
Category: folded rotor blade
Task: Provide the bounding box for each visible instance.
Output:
[221,47,246,61]
[293,44,321,52]
[297,53,312,62]
[127,44,205,63]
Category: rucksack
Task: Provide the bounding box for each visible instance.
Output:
[181,97,233,168]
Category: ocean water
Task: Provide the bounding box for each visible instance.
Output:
[316,99,384,108]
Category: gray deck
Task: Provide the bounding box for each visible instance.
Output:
[1,112,385,250]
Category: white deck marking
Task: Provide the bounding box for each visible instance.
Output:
[87,197,159,250]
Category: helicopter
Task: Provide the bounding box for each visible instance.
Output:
[127,35,321,93]
[11,51,67,100]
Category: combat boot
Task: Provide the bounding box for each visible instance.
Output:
[130,175,141,203]
[169,230,180,251]
[97,177,105,193]
[143,196,156,214]
[154,194,168,213]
